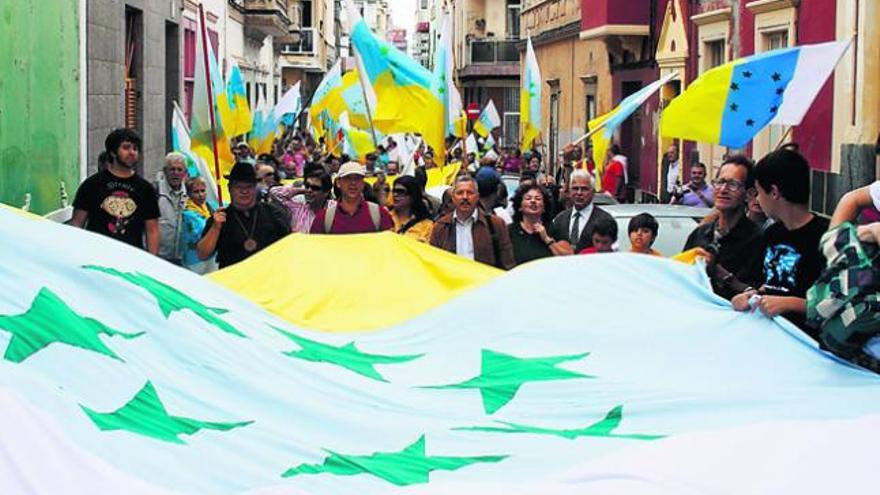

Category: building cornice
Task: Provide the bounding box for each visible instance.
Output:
[690,8,732,26]
[525,21,581,49]
[745,0,799,15]
[579,24,650,41]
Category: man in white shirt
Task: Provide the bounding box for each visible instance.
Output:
[551,170,614,252]
[429,176,515,269]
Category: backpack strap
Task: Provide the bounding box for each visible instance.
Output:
[367,202,381,232]
[323,203,337,233]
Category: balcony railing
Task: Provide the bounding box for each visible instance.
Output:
[467,38,519,64]
[280,28,315,55]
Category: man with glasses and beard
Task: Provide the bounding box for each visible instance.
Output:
[684,155,766,299]
[270,170,335,233]
[196,162,290,268]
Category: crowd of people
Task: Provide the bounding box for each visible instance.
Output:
[69,127,880,372]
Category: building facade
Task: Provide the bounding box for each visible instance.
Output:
[521,0,610,168]
[663,0,879,210]
[569,0,878,206]
[413,0,433,68]
[180,1,290,141]
[88,0,182,182]
[578,0,663,201]
[451,0,522,146]
[278,0,338,100]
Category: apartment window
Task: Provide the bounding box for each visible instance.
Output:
[419,0,427,9]
[763,30,790,149]
[583,76,597,132]
[705,39,725,69]
[764,30,789,51]
[507,0,521,39]
[183,21,196,121]
[302,0,313,27]
[585,94,596,127]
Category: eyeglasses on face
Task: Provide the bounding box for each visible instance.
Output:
[305,183,325,191]
[712,178,745,192]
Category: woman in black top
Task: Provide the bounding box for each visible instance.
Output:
[507,184,573,265]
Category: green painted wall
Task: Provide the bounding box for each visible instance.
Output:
[1,0,80,215]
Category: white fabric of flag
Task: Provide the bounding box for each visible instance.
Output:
[3,206,880,494]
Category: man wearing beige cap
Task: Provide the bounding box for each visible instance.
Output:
[310,162,393,234]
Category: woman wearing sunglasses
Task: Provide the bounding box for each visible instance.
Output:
[390,175,434,243]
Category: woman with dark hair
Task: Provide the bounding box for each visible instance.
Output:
[508,184,573,265]
[390,175,434,243]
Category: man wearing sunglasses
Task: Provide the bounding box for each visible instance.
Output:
[684,155,766,299]
[269,170,335,233]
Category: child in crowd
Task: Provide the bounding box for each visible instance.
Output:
[628,213,662,256]
[578,217,618,255]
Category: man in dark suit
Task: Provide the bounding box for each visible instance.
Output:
[551,170,614,252]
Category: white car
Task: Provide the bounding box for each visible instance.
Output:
[600,204,713,256]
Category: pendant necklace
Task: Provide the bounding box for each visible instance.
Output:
[233,207,260,252]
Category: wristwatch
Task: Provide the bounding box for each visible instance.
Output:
[545,238,555,246]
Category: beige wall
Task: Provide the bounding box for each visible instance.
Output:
[522,0,610,158]
[533,38,611,155]
[833,0,879,173]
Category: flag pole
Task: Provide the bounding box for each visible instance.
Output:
[774,126,794,150]
[198,4,223,204]
[351,46,380,149]
[564,70,679,150]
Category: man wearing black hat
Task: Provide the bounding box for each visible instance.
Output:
[196,162,290,268]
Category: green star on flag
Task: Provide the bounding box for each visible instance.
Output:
[425,349,594,414]
[81,381,253,444]
[455,405,665,441]
[282,434,507,486]
[83,265,245,337]
[275,327,422,382]
[0,287,144,363]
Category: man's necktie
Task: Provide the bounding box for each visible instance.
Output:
[569,211,581,245]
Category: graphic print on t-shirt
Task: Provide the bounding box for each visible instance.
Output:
[763,244,801,293]
[101,190,138,236]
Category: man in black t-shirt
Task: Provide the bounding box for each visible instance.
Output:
[196,162,289,269]
[71,129,160,253]
[731,146,829,337]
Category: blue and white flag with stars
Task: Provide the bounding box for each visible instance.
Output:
[662,40,851,148]
[1,205,880,494]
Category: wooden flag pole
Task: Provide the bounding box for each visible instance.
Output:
[198,4,223,204]
[773,126,794,150]
[350,46,380,150]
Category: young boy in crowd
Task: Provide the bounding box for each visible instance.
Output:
[731,145,829,337]
[628,213,662,256]
[579,217,618,255]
